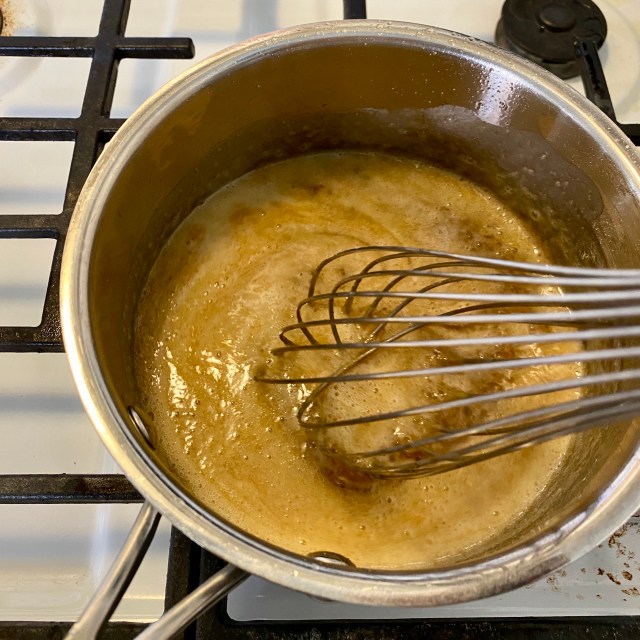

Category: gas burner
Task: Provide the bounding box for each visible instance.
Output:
[495,0,607,79]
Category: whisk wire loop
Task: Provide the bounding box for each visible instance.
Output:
[258,246,640,478]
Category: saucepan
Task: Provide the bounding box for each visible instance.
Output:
[60,21,640,638]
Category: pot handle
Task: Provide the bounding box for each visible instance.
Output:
[137,561,247,639]
[65,501,248,639]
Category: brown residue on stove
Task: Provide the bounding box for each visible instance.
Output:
[608,523,635,561]
[622,587,640,596]
[622,570,633,581]
[580,567,586,574]
[546,575,560,592]
[558,569,567,577]
[597,567,605,575]
[0,0,16,36]
[606,572,621,586]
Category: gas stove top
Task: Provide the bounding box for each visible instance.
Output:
[1,1,640,638]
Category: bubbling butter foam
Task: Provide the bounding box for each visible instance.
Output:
[134,151,571,569]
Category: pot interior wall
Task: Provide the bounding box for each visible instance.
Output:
[87,34,640,569]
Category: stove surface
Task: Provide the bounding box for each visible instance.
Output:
[1,0,640,631]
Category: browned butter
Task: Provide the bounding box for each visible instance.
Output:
[134,151,570,569]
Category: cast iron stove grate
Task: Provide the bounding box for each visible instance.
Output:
[0,0,192,636]
[0,0,639,638]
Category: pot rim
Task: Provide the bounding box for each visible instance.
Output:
[60,19,640,606]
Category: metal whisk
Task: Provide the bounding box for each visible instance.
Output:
[256,246,640,479]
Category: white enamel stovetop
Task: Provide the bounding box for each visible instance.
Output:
[1,0,640,625]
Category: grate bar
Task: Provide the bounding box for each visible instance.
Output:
[37,239,65,350]
[0,37,95,57]
[343,0,367,19]
[164,528,203,640]
[198,617,640,639]
[116,38,195,58]
[0,119,77,142]
[577,39,640,145]
[0,117,126,142]
[0,217,60,237]
[0,37,193,59]
[0,621,147,639]
[621,124,640,145]
[0,474,142,503]
[0,327,64,353]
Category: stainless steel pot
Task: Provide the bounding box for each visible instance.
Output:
[60,20,640,638]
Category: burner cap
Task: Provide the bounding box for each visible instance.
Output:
[495,0,607,79]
